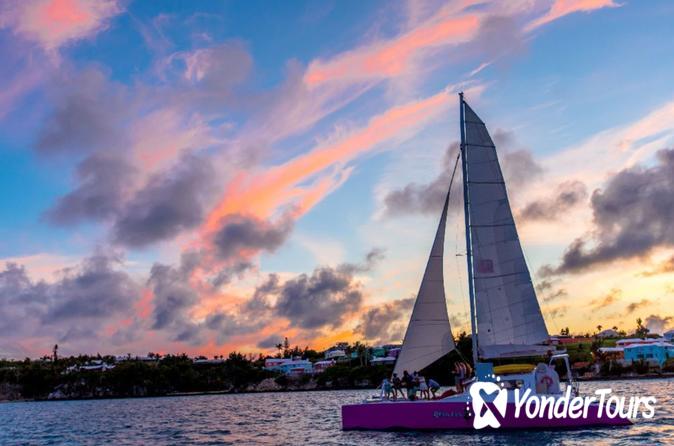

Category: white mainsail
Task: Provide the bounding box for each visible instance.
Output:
[393,190,455,376]
[462,101,549,359]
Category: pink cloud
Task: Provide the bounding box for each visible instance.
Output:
[203,88,457,234]
[304,0,619,89]
[131,107,219,173]
[0,67,43,119]
[305,13,481,87]
[525,0,619,32]
[1,0,122,51]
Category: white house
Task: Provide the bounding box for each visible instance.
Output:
[597,329,619,338]
[370,356,396,365]
[65,360,115,373]
[313,360,336,373]
[616,338,668,347]
[324,349,347,360]
[664,329,674,342]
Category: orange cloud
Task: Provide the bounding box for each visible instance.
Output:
[204,89,453,234]
[305,14,480,86]
[3,0,122,51]
[525,0,619,32]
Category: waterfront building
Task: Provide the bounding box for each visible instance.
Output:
[324,349,347,360]
[597,346,626,363]
[313,360,336,373]
[65,360,115,373]
[623,342,674,367]
[264,358,313,375]
[549,335,591,345]
[386,347,401,358]
[664,329,674,342]
[193,358,225,365]
[370,347,386,358]
[370,356,396,365]
[114,355,156,362]
[616,337,668,347]
[597,329,619,338]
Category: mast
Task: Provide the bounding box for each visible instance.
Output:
[459,92,479,366]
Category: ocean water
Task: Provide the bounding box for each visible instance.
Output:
[0,378,672,445]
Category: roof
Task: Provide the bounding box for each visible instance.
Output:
[624,342,674,349]
[616,337,668,346]
[371,356,396,362]
[598,347,624,353]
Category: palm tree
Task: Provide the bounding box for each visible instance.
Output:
[352,341,367,366]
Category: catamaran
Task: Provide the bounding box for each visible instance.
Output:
[341,94,632,430]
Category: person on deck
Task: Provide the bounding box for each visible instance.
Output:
[403,371,415,400]
[428,378,440,398]
[453,362,472,393]
[410,371,421,400]
[392,373,403,400]
[418,374,429,399]
[380,378,392,400]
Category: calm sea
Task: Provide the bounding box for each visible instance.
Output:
[1,378,672,445]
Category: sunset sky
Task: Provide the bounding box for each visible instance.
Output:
[1,0,674,359]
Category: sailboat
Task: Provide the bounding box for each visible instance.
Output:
[341,94,632,430]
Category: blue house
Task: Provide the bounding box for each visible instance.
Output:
[623,343,674,367]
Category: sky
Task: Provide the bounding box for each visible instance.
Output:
[1,0,674,359]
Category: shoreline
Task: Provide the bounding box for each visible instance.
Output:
[0,386,369,404]
[577,372,674,382]
[3,373,673,404]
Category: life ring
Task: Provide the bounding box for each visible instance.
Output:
[539,375,553,387]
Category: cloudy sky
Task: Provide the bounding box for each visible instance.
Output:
[1,0,674,358]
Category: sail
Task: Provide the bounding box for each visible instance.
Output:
[462,101,549,358]
[393,191,455,377]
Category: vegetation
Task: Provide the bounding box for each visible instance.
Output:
[0,352,276,401]
[2,319,672,401]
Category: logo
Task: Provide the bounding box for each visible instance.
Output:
[469,381,507,429]
[465,377,656,430]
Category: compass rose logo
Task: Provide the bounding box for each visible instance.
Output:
[469,381,508,429]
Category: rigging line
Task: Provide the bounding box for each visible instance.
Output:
[446,148,461,208]
[452,342,471,366]
[449,151,469,340]
[448,148,470,343]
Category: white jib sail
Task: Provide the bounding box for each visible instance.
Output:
[393,190,455,377]
[463,101,549,358]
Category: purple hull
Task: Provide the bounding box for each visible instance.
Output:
[342,400,632,430]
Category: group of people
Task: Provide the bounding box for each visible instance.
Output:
[380,371,440,400]
[453,361,473,393]
[379,361,474,401]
